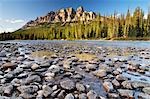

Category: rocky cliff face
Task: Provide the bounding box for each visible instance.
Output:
[23,6,96,29]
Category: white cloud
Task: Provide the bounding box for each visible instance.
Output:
[5,28,15,32]
[0,27,18,33]
[0,18,27,33]
[5,19,24,24]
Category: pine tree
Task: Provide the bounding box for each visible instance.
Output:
[124,9,131,38]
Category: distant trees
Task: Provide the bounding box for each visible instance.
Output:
[1,7,150,41]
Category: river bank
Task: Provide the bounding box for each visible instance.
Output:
[0,40,149,99]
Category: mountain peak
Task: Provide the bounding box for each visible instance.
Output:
[23,6,96,29]
[77,6,84,12]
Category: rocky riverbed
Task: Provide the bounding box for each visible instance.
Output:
[0,41,150,99]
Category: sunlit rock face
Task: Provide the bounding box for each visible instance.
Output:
[66,7,75,22]
[22,6,97,29]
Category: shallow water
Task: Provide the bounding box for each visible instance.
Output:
[1,40,150,48]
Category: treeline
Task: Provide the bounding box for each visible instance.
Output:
[1,7,150,40]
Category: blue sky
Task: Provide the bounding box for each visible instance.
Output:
[0,0,150,33]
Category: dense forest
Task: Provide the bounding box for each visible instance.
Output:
[1,7,150,40]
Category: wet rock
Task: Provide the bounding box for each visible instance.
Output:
[0,96,9,99]
[52,85,58,91]
[52,59,59,65]
[40,62,50,68]
[79,93,87,99]
[131,81,150,88]
[71,74,83,79]
[76,83,85,92]
[31,63,40,70]
[64,72,73,77]
[103,81,114,92]
[65,93,74,99]
[36,90,43,98]
[139,66,149,71]
[18,72,28,78]
[4,73,13,79]
[4,85,13,95]
[1,78,6,84]
[0,52,6,57]
[17,56,25,61]
[137,92,150,99]
[60,79,75,90]
[0,75,3,79]
[51,89,60,97]
[121,81,132,89]
[108,93,119,98]
[137,69,145,74]
[11,78,20,86]
[48,65,60,73]
[0,86,4,94]
[25,74,41,84]
[112,79,120,87]
[142,87,150,95]
[42,85,53,97]
[13,67,23,75]
[17,85,39,94]
[93,69,107,78]
[87,90,97,99]
[35,68,47,72]
[2,63,17,69]
[86,64,97,71]
[19,93,36,99]
[0,71,3,75]
[45,72,55,81]
[63,60,71,69]
[116,74,128,81]
[118,89,133,98]
[2,57,9,62]
[127,65,137,71]
[57,90,65,98]
[51,54,58,58]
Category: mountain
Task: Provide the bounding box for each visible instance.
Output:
[2,6,148,41]
[23,6,97,29]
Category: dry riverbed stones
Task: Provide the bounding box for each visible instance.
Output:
[0,42,149,99]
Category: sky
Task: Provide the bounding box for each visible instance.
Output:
[0,0,150,33]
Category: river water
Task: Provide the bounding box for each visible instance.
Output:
[1,40,150,48]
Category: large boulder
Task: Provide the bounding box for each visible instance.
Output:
[103,81,114,92]
[87,90,97,99]
[65,93,74,99]
[17,85,39,94]
[142,87,150,95]
[93,69,107,78]
[60,79,75,90]
[118,89,134,98]
[131,81,150,88]
[2,63,17,69]
[42,85,53,97]
[25,74,41,84]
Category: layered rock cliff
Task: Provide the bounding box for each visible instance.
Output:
[23,6,96,29]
